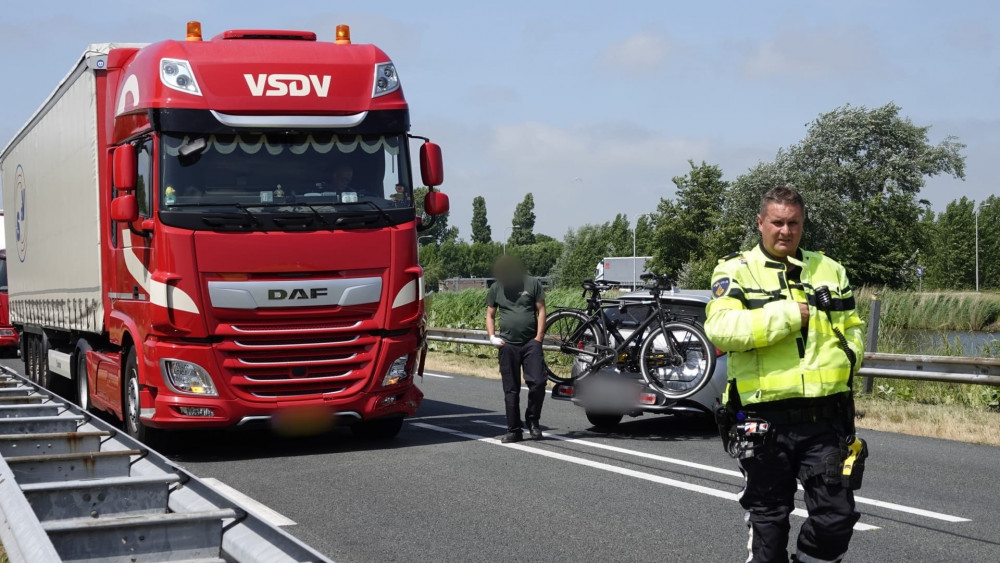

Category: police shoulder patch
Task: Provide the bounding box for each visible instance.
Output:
[712,277,731,298]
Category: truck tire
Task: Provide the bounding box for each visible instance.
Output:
[351,417,404,440]
[123,347,159,445]
[26,335,39,385]
[585,411,623,429]
[37,333,51,390]
[75,340,93,412]
[22,336,33,383]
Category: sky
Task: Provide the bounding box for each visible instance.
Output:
[1,1,997,241]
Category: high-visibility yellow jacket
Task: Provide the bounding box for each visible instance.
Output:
[704,243,865,407]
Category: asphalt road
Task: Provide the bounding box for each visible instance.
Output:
[5,356,999,563]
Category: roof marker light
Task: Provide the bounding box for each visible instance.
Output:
[335,25,351,45]
[186,21,203,42]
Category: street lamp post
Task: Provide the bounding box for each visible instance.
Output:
[976,202,991,292]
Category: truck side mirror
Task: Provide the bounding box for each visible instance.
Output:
[424,190,449,216]
[111,194,139,223]
[113,144,137,191]
[419,142,444,187]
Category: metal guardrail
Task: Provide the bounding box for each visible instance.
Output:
[426,327,1000,386]
[0,366,333,563]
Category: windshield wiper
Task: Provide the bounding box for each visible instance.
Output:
[199,204,263,230]
[298,203,335,229]
[334,201,394,228]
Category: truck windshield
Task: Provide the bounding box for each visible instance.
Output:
[159,132,414,231]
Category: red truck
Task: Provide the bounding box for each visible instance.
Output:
[0,21,448,441]
[0,215,20,351]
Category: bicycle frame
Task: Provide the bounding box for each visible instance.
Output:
[563,289,689,375]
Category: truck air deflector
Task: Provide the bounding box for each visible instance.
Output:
[208,277,382,309]
[209,110,368,129]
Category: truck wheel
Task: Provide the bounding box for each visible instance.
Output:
[26,335,39,384]
[37,333,51,390]
[351,417,404,440]
[585,411,623,429]
[123,348,152,443]
[75,341,93,412]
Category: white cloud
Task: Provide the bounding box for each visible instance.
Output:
[600,29,672,74]
[742,23,888,80]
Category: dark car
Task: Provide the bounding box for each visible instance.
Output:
[550,289,727,429]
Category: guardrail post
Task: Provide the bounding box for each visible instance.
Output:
[862,294,881,394]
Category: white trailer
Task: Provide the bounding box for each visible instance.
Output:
[0,46,119,334]
[595,256,652,289]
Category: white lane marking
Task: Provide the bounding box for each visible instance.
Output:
[408,413,485,421]
[854,498,969,523]
[423,373,454,379]
[472,420,969,524]
[202,478,297,527]
[473,420,741,478]
[412,422,879,532]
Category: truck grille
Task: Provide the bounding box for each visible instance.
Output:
[215,319,378,401]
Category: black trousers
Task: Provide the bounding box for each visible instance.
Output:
[498,340,546,433]
[737,419,859,563]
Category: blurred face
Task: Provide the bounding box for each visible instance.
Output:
[757,202,803,260]
[332,166,353,189]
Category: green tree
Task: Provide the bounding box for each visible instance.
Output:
[471,196,492,244]
[466,242,502,277]
[977,195,1000,291]
[551,214,633,289]
[634,214,656,256]
[924,197,975,290]
[722,103,966,288]
[647,161,730,287]
[510,193,537,246]
[512,240,565,278]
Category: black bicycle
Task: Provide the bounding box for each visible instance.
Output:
[542,273,716,400]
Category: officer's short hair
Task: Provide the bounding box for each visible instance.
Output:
[759,186,805,216]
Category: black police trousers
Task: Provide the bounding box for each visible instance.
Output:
[498,339,545,433]
[737,419,859,563]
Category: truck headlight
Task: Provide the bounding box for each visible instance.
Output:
[161,359,218,396]
[160,58,202,95]
[372,62,400,97]
[382,355,410,387]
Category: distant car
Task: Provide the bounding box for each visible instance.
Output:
[550,289,727,429]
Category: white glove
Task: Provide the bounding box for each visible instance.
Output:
[489,336,504,347]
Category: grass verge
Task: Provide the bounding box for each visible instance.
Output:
[855,396,1000,446]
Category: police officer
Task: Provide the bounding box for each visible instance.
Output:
[705,187,866,563]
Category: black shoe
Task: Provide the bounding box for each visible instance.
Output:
[500,432,523,444]
[526,423,543,440]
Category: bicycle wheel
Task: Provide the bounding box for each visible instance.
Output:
[542,309,607,383]
[639,321,716,399]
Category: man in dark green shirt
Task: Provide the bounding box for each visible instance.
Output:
[486,256,547,443]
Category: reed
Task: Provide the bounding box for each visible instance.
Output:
[854,288,1000,332]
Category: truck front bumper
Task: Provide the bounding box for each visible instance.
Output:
[138,333,424,430]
